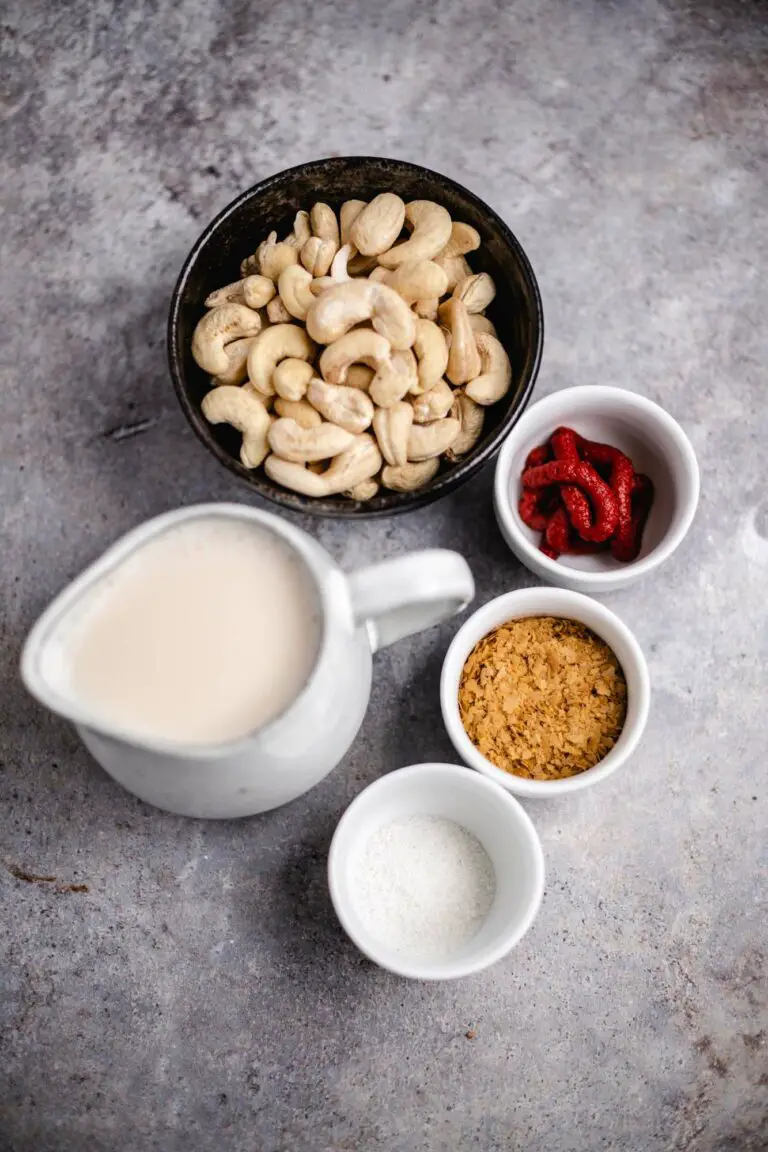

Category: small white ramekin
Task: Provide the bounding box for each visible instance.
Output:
[440,588,650,798]
[494,385,700,593]
[327,763,545,980]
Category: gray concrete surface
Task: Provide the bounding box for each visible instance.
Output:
[1,1,766,1149]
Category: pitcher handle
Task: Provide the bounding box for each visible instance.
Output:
[346,550,474,653]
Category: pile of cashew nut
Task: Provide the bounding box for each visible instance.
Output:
[191,193,513,500]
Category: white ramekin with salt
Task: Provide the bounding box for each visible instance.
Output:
[328,762,545,980]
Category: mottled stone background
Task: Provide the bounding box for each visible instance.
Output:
[1,2,766,1150]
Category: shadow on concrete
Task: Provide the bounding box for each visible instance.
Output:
[228,819,384,1005]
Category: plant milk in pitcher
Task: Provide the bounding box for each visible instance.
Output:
[60,518,322,744]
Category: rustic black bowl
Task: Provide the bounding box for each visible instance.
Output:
[168,156,543,518]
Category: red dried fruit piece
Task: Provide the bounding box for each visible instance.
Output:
[524,442,551,469]
[608,455,635,557]
[611,473,654,561]
[522,460,620,543]
[564,429,640,554]
[519,489,550,532]
[544,507,571,555]
[550,426,593,538]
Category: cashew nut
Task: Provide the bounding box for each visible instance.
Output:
[381,459,440,491]
[240,253,260,277]
[265,434,382,497]
[301,236,336,277]
[454,272,496,314]
[350,193,406,256]
[274,396,322,429]
[447,392,485,459]
[273,357,314,400]
[438,222,481,259]
[319,329,391,384]
[347,251,380,276]
[372,401,413,466]
[408,417,460,460]
[369,348,418,408]
[268,417,354,463]
[246,324,315,397]
[204,280,246,308]
[242,381,274,411]
[307,377,375,434]
[367,266,389,284]
[378,200,453,268]
[242,275,277,310]
[192,303,263,376]
[345,479,379,501]
[196,191,497,500]
[413,298,439,321]
[310,244,353,295]
[381,260,449,305]
[346,364,375,391]
[241,232,278,277]
[277,264,315,321]
[443,298,481,386]
[266,296,293,324]
[286,210,312,249]
[306,280,415,349]
[411,379,455,424]
[310,203,339,247]
[464,333,513,406]
[434,253,473,291]
[210,337,255,387]
[259,235,300,282]
[468,313,498,337]
[340,200,366,249]
[332,244,352,278]
[412,318,449,394]
[201,386,271,469]
[200,274,275,312]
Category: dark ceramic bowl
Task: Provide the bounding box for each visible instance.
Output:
[168,156,543,518]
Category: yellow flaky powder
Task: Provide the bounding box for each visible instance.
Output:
[458,616,627,781]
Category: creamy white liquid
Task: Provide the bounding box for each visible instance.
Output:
[62,517,322,744]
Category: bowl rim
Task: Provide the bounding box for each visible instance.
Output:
[440,588,651,797]
[167,155,544,519]
[327,761,545,980]
[494,384,700,586]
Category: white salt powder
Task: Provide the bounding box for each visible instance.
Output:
[350,815,496,960]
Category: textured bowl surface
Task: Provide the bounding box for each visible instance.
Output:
[168,156,543,518]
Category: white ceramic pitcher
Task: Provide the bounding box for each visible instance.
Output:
[21,504,474,818]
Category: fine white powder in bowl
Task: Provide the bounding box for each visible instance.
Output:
[349,814,496,960]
